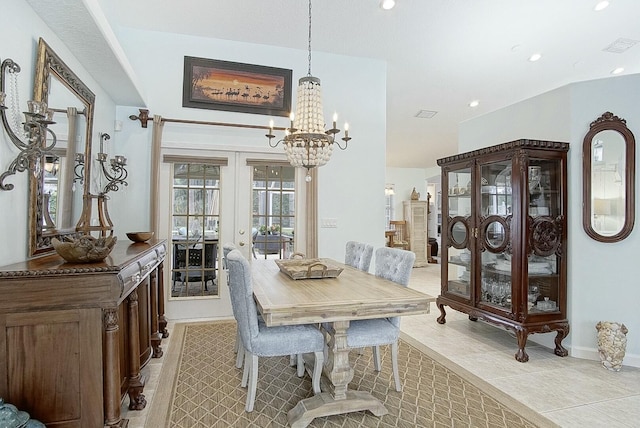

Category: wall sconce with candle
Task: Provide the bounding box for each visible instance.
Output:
[0,57,57,191]
[96,132,128,194]
[73,153,85,190]
[75,132,128,237]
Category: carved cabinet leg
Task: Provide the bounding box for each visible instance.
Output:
[149,268,163,358]
[157,261,169,338]
[436,303,447,324]
[554,324,570,357]
[127,290,147,410]
[514,328,529,362]
[103,308,123,427]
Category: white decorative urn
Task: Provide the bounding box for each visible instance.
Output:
[596,321,628,371]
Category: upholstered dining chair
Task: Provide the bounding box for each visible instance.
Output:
[222,242,246,368]
[226,249,325,412]
[345,241,374,272]
[343,247,415,392]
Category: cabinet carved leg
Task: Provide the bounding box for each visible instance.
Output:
[103,308,123,427]
[157,261,169,338]
[436,303,447,324]
[514,328,529,362]
[554,325,570,357]
[126,290,147,410]
[149,268,163,358]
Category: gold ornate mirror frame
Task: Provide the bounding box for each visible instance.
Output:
[29,38,95,256]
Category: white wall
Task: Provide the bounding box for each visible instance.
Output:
[458,74,640,367]
[386,167,431,219]
[109,28,386,320]
[113,27,386,254]
[0,0,116,265]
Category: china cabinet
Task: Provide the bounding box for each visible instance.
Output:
[0,240,167,427]
[436,139,569,362]
[403,198,432,267]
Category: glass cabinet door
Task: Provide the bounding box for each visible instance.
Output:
[478,160,512,310]
[446,167,472,299]
[527,158,562,314]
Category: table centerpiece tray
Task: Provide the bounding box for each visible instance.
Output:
[275,258,344,280]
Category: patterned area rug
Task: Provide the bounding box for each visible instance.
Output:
[146,321,557,428]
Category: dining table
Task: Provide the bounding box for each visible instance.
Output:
[251,258,435,427]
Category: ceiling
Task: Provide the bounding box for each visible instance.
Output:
[30,0,640,169]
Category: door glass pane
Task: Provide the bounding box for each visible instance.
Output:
[170,163,220,298]
[252,165,296,259]
[485,220,505,249]
[479,160,512,309]
[446,167,471,298]
[528,157,561,314]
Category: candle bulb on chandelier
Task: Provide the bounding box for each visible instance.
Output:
[332,112,338,129]
[269,119,274,133]
[344,122,349,138]
[289,112,295,130]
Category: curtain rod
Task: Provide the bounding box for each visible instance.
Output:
[128,108,286,131]
[50,107,87,116]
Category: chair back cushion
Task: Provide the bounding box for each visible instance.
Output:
[345,241,374,271]
[222,242,237,269]
[227,249,260,352]
[374,247,416,328]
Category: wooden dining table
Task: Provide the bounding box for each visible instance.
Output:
[251,258,435,427]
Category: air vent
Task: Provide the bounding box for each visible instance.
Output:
[602,38,639,53]
[415,110,437,119]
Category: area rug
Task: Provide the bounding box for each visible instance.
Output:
[146,321,558,428]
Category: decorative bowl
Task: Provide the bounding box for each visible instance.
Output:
[52,235,117,263]
[126,231,154,243]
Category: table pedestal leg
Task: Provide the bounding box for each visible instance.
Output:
[287,320,387,428]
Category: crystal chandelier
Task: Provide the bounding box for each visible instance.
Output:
[266,0,351,182]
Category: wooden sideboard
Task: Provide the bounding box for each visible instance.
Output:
[0,239,168,427]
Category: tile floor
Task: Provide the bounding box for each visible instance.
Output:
[123,263,640,427]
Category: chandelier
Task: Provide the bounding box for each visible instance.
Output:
[266,0,351,182]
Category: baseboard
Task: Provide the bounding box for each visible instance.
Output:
[571,345,640,369]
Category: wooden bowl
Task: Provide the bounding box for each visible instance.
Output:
[126,231,154,243]
[52,235,117,263]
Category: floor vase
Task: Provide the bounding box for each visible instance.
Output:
[596,321,628,371]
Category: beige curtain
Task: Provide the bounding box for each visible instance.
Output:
[60,107,77,229]
[150,115,165,235]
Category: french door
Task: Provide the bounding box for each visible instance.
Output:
[158,149,305,320]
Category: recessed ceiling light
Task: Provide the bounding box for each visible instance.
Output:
[528,53,542,62]
[594,1,610,11]
[380,0,396,10]
[469,100,480,108]
[611,67,625,75]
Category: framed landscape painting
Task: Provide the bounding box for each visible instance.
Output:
[183,56,292,117]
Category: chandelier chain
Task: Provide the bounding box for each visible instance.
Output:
[307,0,312,76]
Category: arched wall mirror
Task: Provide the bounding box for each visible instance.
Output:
[583,112,635,243]
[29,38,95,256]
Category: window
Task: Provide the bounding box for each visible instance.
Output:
[170,163,220,298]
[385,184,395,228]
[252,165,295,259]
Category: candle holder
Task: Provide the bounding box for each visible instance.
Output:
[0,57,57,191]
[97,132,128,194]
